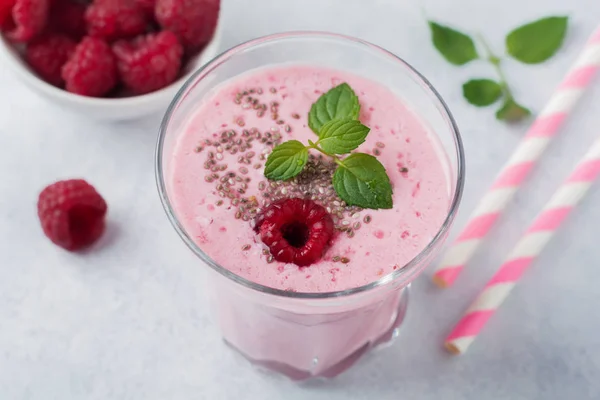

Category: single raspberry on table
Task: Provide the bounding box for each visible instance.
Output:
[26,34,76,86]
[85,0,147,41]
[254,198,334,267]
[155,0,219,51]
[133,0,155,15]
[4,0,49,42]
[61,36,118,97]
[47,0,86,39]
[0,0,16,30]
[38,179,108,251]
[113,30,182,95]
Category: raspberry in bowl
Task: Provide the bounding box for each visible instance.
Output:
[157,33,465,379]
[0,0,221,120]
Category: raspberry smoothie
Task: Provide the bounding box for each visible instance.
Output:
[169,65,450,290]
[165,65,454,377]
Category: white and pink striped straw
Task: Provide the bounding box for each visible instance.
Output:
[445,136,600,354]
[432,26,600,288]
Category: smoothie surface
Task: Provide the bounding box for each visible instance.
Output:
[169,65,451,292]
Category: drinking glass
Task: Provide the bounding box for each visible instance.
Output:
[156,32,465,380]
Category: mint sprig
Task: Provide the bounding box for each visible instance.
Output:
[333,153,392,209]
[506,16,568,64]
[264,84,393,210]
[308,83,361,134]
[318,119,370,154]
[264,140,308,180]
[462,79,502,107]
[428,22,479,65]
[427,15,568,123]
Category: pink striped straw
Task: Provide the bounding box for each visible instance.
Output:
[432,26,600,288]
[445,136,600,354]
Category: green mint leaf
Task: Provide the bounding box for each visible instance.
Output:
[318,119,370,155]
[506,16,568,64]
[428,21,479,65]
[495,99,531,123]
[462,79,503,107]
[333,153,393,210]
[308,83,360,135]
[264,140,308,180]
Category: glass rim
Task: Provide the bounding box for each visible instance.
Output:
[155,31,465,300]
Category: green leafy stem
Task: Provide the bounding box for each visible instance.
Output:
[428,16,569,123]
[264,83,393,210]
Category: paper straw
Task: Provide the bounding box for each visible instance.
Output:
[445,136,600,354]
[432,27,600,288]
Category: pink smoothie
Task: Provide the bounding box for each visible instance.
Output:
[169,65,451,293]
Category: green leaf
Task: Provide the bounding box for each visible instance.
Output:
[462,79,503,107]
[318,119,370,154]
[264,140,308,180]
[506,16,569,64]
[428,21,479,65]
[333,153,393,210]
[495,99,531,123]
[308,83,361,135]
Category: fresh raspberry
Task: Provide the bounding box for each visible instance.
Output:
[85,0,147,41]
[155,0,219,51]
[62,36,118,97]
[5,0,49,42]
[113,30,182,94]
[133,0,154,15]
[0,0,16,30]
[37,179,108,251]
[26,34,76,86]
[47,0,86,39]
[254,198,334,267]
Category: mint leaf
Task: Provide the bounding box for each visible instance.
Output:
[506,16,568,64]
[462,79,503,107]
[318,119,370,155]
[428,21,478,65]
[308,83,361,134]
[333,153,393,209]
[495,99,531,123]
[264,140,308,180]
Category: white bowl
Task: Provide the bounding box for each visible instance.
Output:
[0,27,221,121]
